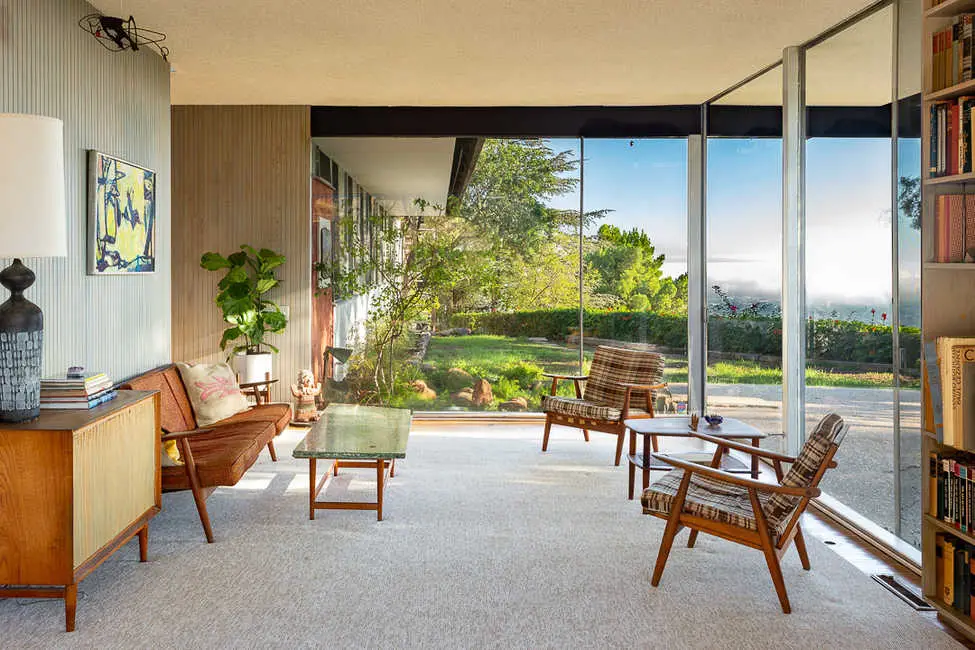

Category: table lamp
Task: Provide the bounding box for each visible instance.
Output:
[0,114,67,422]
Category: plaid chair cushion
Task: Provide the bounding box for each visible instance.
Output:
[764,413,847,529]
[541,396,621,421]
[641,469,789,543]
[583,346,664,412]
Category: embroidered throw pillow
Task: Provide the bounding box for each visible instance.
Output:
[176,362,251,427]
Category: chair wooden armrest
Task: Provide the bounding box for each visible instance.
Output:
[161,427,217,442]
[649,453,821,498]
[690,431,797,463]
[239,378,279,389]
[618,382,668,391]
[541,373,588,380]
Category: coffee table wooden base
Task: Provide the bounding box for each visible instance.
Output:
[307,457,396,521]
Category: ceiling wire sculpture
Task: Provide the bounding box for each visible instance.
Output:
[78,14,169,61]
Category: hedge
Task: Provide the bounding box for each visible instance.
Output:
[448,309,921,370]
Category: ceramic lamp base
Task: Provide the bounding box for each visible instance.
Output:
[0,259,43,423]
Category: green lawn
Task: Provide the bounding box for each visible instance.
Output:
[390,335,915,411]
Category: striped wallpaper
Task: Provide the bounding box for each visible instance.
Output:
[170,105,312,402]
[0,0,172,382]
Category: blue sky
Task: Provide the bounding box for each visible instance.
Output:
[547,137,921,311]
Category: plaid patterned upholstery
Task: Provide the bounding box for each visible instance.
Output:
[641,469,788,543]
[764,413,847,527]
[641,412,846,542]
[582,346,664,411]
[541,396,621,421]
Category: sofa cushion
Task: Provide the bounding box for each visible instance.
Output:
[161,421,275,490]
[176,362,251,427]
[218,403,291,435]
[584,346,664,411]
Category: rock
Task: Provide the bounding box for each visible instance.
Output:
[420,362,436,373]
[498,397,529,411]
[409,380,437,400]
[472,378,493,406]
[451,388,474,407]
[445,367,474,390]
[527,337,548,343]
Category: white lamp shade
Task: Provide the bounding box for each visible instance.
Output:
[0,114,67,258]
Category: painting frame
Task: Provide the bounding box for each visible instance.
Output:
[87,150,157,275]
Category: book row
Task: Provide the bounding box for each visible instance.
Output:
[934,193,975,262]
[930,452,975,532]
[923,338,975,448]
[932,15,974,93]
[936,533,975,618]
[929,99,975,177]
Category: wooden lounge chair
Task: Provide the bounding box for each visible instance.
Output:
[541,345,667,466]
[641,413,847,613]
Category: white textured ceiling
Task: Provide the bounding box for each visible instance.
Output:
[94,0,879,106]
[314,138,455,215]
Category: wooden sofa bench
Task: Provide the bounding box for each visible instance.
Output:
[121,365,292,543]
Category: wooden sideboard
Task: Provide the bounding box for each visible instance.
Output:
[0,390,161,631]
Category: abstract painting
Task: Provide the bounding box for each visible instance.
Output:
[87,150,156,274]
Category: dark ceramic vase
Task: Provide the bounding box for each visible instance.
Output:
[0,258,43,422]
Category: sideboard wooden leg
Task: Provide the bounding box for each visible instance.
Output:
[138,525,148,562]
[64,584,77,632]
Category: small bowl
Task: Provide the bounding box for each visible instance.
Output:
[704,414,723,427]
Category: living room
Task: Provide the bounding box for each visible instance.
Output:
[0,0,970,647]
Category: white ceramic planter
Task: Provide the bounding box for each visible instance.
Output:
[235,351,273,384]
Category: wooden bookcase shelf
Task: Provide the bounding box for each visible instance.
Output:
[922,1,975,642]
[924,262,975,269]
[924,171,975,185]
[927,0,975,19]
[925,514,975,546]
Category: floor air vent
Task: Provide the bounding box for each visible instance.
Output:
[871,574,935,611]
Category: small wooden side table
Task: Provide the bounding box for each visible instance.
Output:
[624,416,767,500]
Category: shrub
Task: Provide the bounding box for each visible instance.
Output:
[448,309,921,369]
[500,360,544,388]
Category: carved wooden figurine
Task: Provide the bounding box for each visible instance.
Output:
[291,369,322,422]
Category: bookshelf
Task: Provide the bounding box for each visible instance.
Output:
[923,1,975,641]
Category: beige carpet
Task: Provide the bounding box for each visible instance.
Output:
[0,423,962,649]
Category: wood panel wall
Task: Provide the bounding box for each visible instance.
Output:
[171,106,312,401]
[0,0,172,382]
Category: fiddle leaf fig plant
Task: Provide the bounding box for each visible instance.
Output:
[200,245,288,356]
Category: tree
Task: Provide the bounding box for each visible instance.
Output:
[315,199,471,402]
[898,175,921,230]
[586,224,688,314]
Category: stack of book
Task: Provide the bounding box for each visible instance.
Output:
[40,372,116,410]
[937,533,975,617]
[931,15,974,93]
[933,194,975,261]
[923,337,975,448]
[929,98,975,177]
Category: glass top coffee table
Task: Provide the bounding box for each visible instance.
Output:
[293,404,412,521]
[623,416,767,500]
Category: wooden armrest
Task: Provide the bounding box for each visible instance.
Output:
[619,382,668,391]
[542,373,588,381]
[649,453,820,498]
[239,379,279,389]
[690,431,797,463]
[161,427,217,442]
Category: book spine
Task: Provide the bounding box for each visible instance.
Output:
[932,103,941,176]
[947,538,956,605]
[938,534,946,608]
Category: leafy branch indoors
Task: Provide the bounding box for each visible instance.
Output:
[200,245,288,356]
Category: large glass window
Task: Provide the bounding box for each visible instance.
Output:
[707,67,784,452]
[582,139,689,411]
[804,6,898,535]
